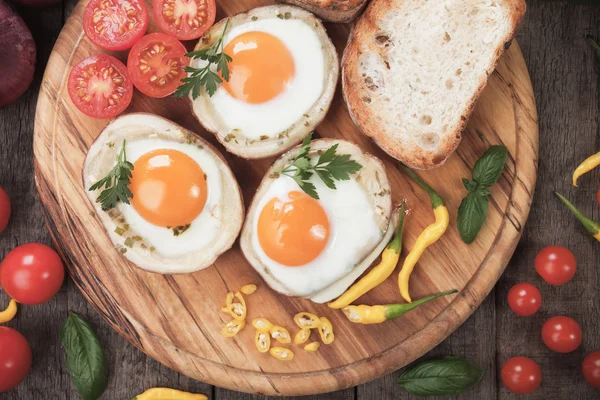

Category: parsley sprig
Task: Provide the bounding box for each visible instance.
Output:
[275,135,363,199]
[88,139,134,210]
[174,19,232,99]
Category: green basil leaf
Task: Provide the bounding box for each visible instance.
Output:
[398,356,484,396]
[60,312,108,400]
[462,178,478,192]
[457,192,489,244]
[472,145,508,187]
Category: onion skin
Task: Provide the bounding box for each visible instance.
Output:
[0,1,36,109]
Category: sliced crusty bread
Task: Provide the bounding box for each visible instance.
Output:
[282,0,368,23]
[342,0,526,169]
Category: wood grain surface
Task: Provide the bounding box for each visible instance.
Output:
[0,0,598,399]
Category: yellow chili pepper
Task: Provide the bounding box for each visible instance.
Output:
[252,318,273,332]
[255,330,271,353]
[241,284,257,295]
[329,201,406,309]
[269,346,294,361]
[225,292,246,321]
[398,166,449,302]
[304,341,320,352]
[132,388,208,400]
[318,317,334,344]
[0,299,17,324]
[293,312,321,329]
[555,192,600,242]
[294,328,311,344]
[221,319,246,337]
[572,152,600,186]
[270,325,291,344]
[342,290,458,324]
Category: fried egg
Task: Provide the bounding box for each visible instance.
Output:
[83,113,244,274]
[240,139,394,301]
[191,5,339,159]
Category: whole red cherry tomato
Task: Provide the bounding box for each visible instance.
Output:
[0,243,64,305]
[534,246,576,285]
[541,316,582,353]
[0,327,32,392]
[507,282,542,316]
[583,351,600,389]
[0,187,9,232]
[501,356,542,394]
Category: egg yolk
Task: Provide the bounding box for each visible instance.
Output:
[257,191,330,267]
[221,31,295,104]
[129,149,207,227]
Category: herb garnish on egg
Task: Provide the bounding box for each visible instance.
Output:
[88,139,134,210]
[274,134,363,199]
[174,19,232,99]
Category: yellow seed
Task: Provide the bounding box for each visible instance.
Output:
[304,341,320,352]
[294,312,321,329]
[269,346,294,361]
[269,325,291,344]
[221,319,246,337]
[241,284,257,295]
[255,330,270,353]
[318,317,335,344]
[294,328,311,344]
[252,318,273,332]
[221,306,229,313]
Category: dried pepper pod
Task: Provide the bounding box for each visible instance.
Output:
[241,284,257,295]
[270,325,291,344]
[398,166,449,303]
[221,319,246,337]
[294,328,311,344]
[294,312,321,329]
[132,387,208,400]
[0,299,17,324]
[269,346,294,361]
[225,292,247,321]
[304,341,320,352]
[555,192,600,242]
[252,318,273,332]
[318,317,334,344]
[342,290,458,324]
[255,330,271,353]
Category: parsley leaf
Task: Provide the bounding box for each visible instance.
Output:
[88,140,134,210]
[275,134,363,199]
[174,19,232,99]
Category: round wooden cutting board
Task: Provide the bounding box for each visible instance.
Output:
[33,0,538,396]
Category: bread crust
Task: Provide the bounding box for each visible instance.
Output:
[281,0,368,23]
[342,0,526,170]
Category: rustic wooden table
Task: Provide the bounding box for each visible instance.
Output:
[0,0,598,399]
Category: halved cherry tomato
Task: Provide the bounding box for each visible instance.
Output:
[83,0,148,51]
[534,245,576,286]
[127,33,189,98]
[68,55,133,119]
[541,316,582,353]
[583,351,600,389]
[0,327,32,392]
[0,186,10,232]
[153,0,216,41]
[0,243,64,305]
[507,282,541,316]
[501,356,541,394]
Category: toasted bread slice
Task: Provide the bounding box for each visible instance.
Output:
[282,0,368,23]
[342,0,526,169]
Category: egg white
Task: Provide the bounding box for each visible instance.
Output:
[193,17,325,140]
[250,173,384,297]
[117,138,223,258]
